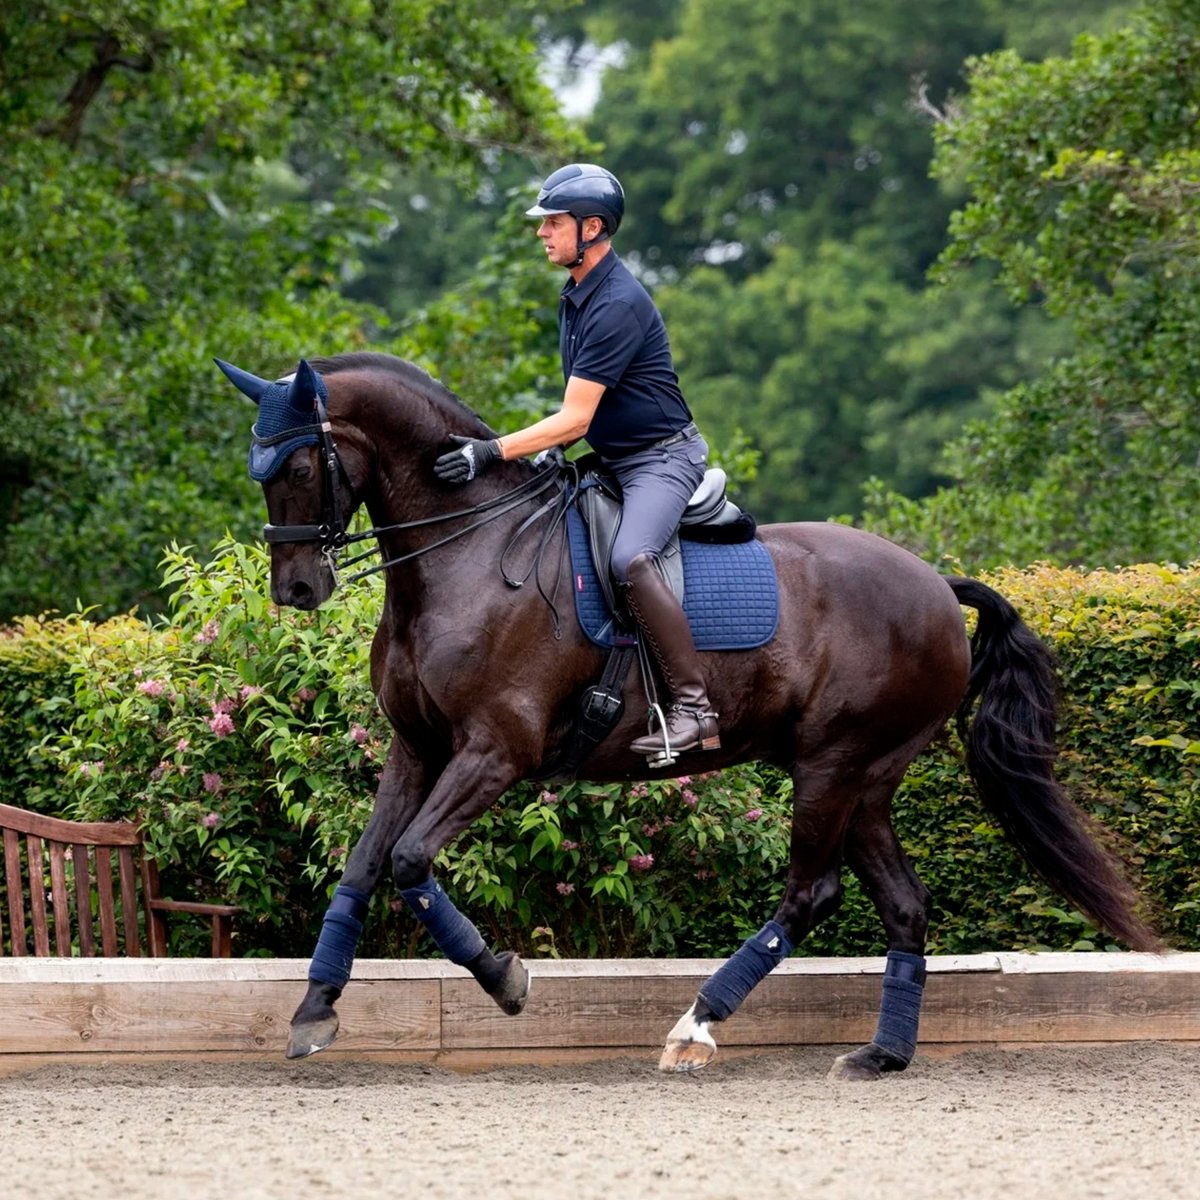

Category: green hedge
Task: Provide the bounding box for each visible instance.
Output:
[1,544,1196,957]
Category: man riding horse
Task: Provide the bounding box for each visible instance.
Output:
[434,164,720,764]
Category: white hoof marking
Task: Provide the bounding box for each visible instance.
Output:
[659,1003,718,1072]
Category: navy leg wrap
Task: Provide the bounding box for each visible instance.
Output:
[698,921,794,1021]
[309,885,370,990]
[399,877,487,965]
[872,950,927,1063]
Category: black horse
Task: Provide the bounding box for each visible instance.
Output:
[218,351,1157,1078]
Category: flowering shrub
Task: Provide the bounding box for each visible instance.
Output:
[1,548,1197,956]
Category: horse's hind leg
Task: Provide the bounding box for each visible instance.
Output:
[288,739,428,1059]
[659,760,852,1073]
[828,805,932,1082]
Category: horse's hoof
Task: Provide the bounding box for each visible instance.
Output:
[489,951,530,1016]
[658,1037,717,1073]
[286,1013,339,1060]
[828,1043,908,1082]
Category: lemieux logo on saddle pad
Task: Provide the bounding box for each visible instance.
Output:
[566,509,779,651]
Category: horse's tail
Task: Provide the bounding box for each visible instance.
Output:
[945,576,1161,952]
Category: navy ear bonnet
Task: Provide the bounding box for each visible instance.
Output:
[214,358,328,482]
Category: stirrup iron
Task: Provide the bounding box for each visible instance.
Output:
[646,701,676,770]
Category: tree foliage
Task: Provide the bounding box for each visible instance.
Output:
[0,0,573,619]
[575,0,1114,522]
[863,0,1200,569]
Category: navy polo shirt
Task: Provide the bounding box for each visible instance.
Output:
[559,250,693,456]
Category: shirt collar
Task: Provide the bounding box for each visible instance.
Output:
[561,249,621,308]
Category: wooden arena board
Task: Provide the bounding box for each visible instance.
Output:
[1,953,1198,1056]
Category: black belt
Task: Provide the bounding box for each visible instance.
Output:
[644,421,699,452]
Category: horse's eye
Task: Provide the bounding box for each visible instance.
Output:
[291,461,314,483]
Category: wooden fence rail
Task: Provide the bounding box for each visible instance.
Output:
[1,953,1198,1057]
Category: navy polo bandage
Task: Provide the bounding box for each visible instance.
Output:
[872,950,927,1063]
[400,877,487,965]
[697,920,794,1021]
[308,885,370,989]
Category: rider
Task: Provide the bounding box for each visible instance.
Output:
[433,163,719,762]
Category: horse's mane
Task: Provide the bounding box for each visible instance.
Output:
[305,351,487,430]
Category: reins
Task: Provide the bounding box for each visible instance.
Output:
[262,396,578,628]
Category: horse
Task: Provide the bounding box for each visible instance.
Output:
[217,350,1159,1079]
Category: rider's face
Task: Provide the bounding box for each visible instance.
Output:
[536,213,603,268]
[536,213,576,267]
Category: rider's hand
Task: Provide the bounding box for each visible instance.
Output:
[434,435,502,484]
[533,446,567,472]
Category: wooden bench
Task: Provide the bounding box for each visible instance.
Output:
[0,802,240,957]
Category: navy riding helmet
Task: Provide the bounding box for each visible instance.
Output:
[526,163,625,264]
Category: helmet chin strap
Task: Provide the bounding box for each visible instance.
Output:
[571,217,610,267]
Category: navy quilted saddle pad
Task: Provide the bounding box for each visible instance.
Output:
[565,507,779,651]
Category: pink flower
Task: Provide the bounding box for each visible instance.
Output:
[642,822,661,837]
[176,738,190,752]
[137,679,166,697]
[202,772,223,794]
[560,840,580,852]
[628,782,649,799]
[744,808,764,823]
[201,812,221,829]
[682,788,698,808]
[196,619,220,645]
[211,698,235,716]
[296,687,317,702]
[629,853,655,872]
[676,775,692,786]
[240,685,263,701]
[150,761,169,782]
[556,881,575,895]
[350,724,369,744]
[538,789,559,805]
[208,712,235,738]
[79,760,104,778]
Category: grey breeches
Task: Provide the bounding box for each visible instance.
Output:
[603,434,708,582]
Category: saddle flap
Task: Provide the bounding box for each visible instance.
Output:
[575,474,684,616]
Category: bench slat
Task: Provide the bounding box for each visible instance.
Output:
[117,846,140,957]
[3,829,26,956]
[72,844,95,958]
[95,848,119,957]
[27,836,51,956]
[48,842,71,956]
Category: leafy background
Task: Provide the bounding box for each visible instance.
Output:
[3,547,1194,957]
[1,2,1197,958]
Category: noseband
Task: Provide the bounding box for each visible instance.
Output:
[261,398,573,596]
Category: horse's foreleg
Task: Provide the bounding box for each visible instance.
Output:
[390,747,530,1016]
[287,740,427,1059]
[828,805,932,1082]
[660,769,848,1073]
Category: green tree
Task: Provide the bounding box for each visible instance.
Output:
[556,1,1130,524]
[863,0,1200,569]
[0,0,572,619]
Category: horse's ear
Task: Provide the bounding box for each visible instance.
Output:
[214,358,272,404]
[288,359,325,410]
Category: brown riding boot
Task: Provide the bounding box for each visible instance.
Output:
[622,553,720,760]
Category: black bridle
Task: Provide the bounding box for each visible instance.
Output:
[261,397,575,619]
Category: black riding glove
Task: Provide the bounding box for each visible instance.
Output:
[434,435,502,484]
